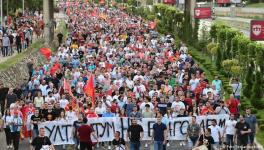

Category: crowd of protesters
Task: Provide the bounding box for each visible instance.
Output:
[0,10,44,57]
[0,2,258,150]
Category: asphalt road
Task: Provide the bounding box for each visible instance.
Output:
[0,131,191,150]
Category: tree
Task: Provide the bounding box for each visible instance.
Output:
[2,0,44,16]
[243,61,255,98]
[251,71,264,109]
[215,46,222,70]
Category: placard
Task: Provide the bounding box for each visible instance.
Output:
[194,7,212,19]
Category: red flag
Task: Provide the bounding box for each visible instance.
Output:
[91,8,97,17]
[99,0,105,4]
[50,62,60,75]
[84,75,95,107]
[149,21,157,29]
[63,78,75,100]
[40,47,52,59]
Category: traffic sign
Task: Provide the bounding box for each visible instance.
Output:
[250,20,264,41]
[194,7,212,19]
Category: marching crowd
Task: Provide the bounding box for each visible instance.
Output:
[0,11,44,57]
[0,2,258,150]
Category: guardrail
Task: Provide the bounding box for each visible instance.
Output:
[215,7,264,18]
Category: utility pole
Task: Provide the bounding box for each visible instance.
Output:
[6,0,8,17]
[22,0,25,14]
[0,0,2,26]
[43,0,54,45]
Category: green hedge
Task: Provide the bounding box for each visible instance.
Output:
[123,2,264,143]
[209,24,264,109]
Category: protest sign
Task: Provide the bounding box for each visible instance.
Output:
[40,121,74,145]
[40,114,229,145]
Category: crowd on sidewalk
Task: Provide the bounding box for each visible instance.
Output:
[0,11,44,57]
[0,2,258,150]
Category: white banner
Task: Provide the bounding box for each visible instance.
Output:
[40,121,75,145]
[40,114,229,145]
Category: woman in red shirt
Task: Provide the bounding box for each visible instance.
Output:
[86,107,98,118]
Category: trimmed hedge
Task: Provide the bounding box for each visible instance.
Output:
[209,24,264,109]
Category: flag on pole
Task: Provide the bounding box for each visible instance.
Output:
[63,78,75,101]
[84,75,96,107]
[149,21,157,29]
[39,47,52,59]
[91,8,97,17]
[50,62,60,75]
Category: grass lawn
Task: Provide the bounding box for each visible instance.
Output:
[256,130,264,147]
[246,2,264,8]
[0,21,67,71]
[0,39,44,71]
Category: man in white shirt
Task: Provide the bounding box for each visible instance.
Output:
[59,95,69,109]
[125,77,134,90]
[171,96,185,116]
[148,85,160,98]
[39,80,49,96]
[202,84,213,97]
[45,92,56,103]
[133,81,146,99]
[223,114,237,150]
[133,72,144,81]
[95,101,106,117]
[189,75,199,91]
[140,97,154,112]
[209,119,221,149]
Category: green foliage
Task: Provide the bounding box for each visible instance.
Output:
[222,59,241,77]
[146,0,154,5]
[209,23,264,104]
[251,71,264,109]
[2,0,44,15]
[127,0,137,6]
[243,61,255,98]
[215,44,222,70]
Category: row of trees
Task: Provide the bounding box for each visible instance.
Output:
[123,2,264,110]
[2,0,43,16]
[207,24,264,109]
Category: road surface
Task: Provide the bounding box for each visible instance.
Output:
[0,132,190,150]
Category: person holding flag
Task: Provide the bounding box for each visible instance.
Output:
[83,75,96,108]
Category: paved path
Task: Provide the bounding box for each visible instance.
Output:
[0,13,66,64]
[0,131,190,150]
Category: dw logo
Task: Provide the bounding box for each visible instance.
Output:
[252,24,262,36]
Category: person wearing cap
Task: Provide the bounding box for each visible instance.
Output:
[10,110,23,150]
[214,101,230,115]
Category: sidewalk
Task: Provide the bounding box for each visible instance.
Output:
[0,34,38,64]
[0,12,66,64]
